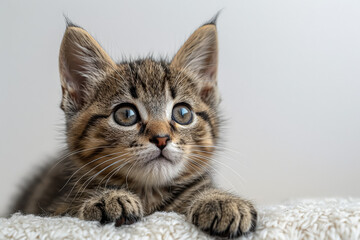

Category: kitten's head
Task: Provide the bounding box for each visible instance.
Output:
[59,19,220,186]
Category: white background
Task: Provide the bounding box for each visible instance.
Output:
[1,0,360,215]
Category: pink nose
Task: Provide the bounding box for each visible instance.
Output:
[150,135,170,150]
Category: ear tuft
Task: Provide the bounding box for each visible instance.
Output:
[202,10,221,26]
[63,15,81,29]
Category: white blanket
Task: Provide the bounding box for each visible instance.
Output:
[1,198,359,240]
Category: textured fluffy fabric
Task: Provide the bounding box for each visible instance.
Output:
[1,198,359,240]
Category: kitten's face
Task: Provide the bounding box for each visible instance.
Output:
[60,24,219,186]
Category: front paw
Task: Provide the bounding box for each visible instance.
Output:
[188,189,257,239]
[79,189,143,227]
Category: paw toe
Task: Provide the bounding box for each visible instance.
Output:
[115,215,140,227]
[79,190,143,227]
[189,195,257,239]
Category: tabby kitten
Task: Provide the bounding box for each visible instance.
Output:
[11,17,257,238]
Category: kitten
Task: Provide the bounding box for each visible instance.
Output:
[11,17,257,238]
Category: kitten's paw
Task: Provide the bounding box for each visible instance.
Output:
[188,189,257,239]
[79,189,143,227]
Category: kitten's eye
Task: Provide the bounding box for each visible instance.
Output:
[172,104,193,125]
[114,104,139,126]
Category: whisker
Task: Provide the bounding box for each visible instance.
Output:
[59,150,128,192]
[97,158,134,190]
[77,156,133,198]
[65,152,130,200]
[184,155,238,190]
[186,142,243,155]
[125,156,141,188]
[191,149,246,166]
[104,164,125,188]
[49,145,115,173]
[97,164,121,189]
[183,158,208,183]
[187,153,245,183]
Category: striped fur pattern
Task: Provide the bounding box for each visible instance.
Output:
[11,18,257,238]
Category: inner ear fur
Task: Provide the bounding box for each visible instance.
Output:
[59,26,116,113]
[171,23,219,107]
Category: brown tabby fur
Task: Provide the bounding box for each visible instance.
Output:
[11,17,257,238]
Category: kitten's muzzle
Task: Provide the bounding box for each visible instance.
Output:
[149,134,170,150]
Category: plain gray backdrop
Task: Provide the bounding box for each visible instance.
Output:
[1,0,360,215]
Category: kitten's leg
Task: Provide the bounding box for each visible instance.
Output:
[187,188,257,239]
[78,189,143,227]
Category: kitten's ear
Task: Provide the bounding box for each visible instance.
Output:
[171,20,219,107]
[59,24,116,113]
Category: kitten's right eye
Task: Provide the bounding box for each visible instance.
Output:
[172,103,193,125]
[113,104,139,126]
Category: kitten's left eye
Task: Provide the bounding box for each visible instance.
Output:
[172,104,193,125]
[113,104,139,126]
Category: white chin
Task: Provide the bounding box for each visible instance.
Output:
[131,143,185,186]
[138,158,185,186]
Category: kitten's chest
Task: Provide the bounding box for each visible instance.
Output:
[136,187,171,215]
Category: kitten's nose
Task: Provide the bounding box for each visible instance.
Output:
[150,135,170,150]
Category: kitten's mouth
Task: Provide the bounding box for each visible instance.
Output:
[147,153,172,164]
